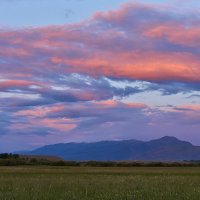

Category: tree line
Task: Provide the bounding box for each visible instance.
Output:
[0,153,200,167]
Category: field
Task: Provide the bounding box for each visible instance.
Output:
[0,166,200,200]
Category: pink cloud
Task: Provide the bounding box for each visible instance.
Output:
[2,2,200,152]
[177,104,200,111]
[0,3,200,83]
[51,51,200,82]
[92,100,147,109]
[14,104,65,117]
[0,80,34,89]
[37,118,77,132]
[145,24,200,47]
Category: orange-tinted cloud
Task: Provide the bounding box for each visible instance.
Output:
[14,104,65,117]
[0,80,35,89]
[1,3,200,83]
[145,25,200,47]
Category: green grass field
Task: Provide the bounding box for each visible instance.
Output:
[0,166,200,200]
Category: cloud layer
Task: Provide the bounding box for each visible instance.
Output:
[1,2,200,151]
[1,3,200,82]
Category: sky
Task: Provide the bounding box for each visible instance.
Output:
[1,0,200,152]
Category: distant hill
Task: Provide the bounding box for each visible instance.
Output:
[23,136,200,161]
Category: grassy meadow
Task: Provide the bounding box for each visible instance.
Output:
[0,166,200,200]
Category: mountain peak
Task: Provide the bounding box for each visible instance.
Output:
[159,136,179,141]
[23,136,200,161]
[150,136,187,146]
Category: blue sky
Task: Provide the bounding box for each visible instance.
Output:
[1,0,198,27]
[0,0,129,27]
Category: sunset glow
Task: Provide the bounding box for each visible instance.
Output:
[0,0,200,152]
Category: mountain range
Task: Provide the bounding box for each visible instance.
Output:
[23,136,200,161]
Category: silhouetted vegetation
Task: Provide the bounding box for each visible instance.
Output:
[0,153,19,159]
[1,153,200,167]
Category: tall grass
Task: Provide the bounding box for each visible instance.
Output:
[0,166,200,200]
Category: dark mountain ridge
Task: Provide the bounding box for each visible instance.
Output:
[23,136,200,161]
